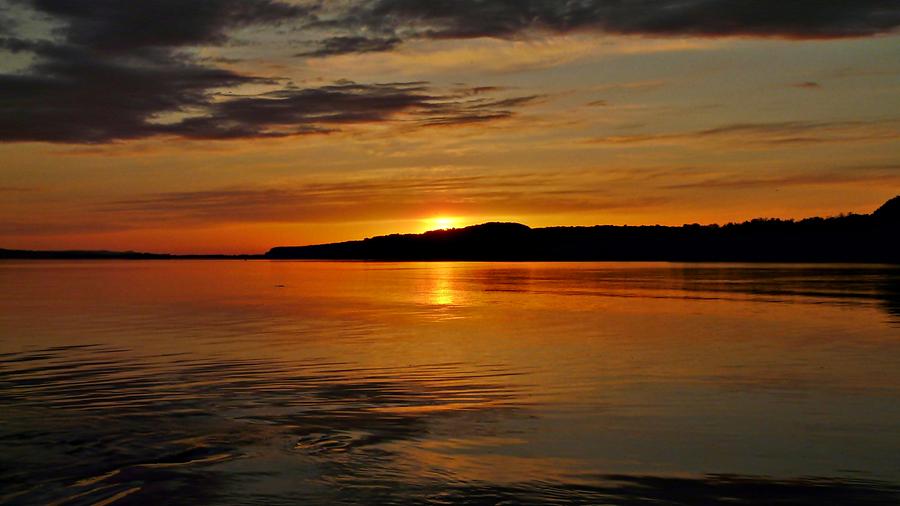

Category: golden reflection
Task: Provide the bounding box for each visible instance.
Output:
[393,446,594,485]
[428,263,456,306]
[3,260,900,503]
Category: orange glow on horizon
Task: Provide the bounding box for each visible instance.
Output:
[423,216,463,231]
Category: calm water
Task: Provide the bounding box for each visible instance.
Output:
[1,261,899,505]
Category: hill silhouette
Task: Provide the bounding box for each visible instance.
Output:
[266,196,900,263]
[873,195,900,221]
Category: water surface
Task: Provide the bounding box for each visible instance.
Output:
[1,261,899,504]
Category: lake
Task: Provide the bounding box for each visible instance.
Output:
[1,261,899,505]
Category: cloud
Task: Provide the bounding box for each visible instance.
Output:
[0,0,305,143]
[662,166,900,190]
[790,81,821,89]
[296,35,403,57]
[305,0,900,55]
[0,41,266,143]
[588,80,668,94]
[3,1,894,145]
[0,46,535,143]
[588,120,900,147]
[0,1,536,143]
[16,0,311,52]
[157,83,542,139]
[98,172,664,227]
[0,219,129,236]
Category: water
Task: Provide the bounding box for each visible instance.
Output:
[1,261,899,505]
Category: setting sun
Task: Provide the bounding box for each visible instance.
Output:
[424,216,461,231]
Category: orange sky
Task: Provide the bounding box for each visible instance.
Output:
[1,1,898,253]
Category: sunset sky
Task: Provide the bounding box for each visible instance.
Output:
[1,1,898,254]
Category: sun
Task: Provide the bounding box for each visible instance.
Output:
[424,216,461,230]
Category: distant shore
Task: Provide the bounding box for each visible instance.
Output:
[5,196,899,263]
[0,250,262,260]
[267,196,899,263]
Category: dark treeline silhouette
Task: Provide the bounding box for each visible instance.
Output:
[267,196,900,263]
[0,249,171,260]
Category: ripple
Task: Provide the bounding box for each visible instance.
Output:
[0,343,527,504]
[2,262,900,504]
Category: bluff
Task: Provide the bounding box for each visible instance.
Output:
[266,197,900,263]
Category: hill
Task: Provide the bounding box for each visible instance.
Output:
[266,197,900,263]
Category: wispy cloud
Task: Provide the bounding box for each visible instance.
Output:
[97,172,665,227]
[157,82,542,139]
[302,36,713,77]
[0,220,130,236]
[0,186,38,192]
[662,166,900,190]
[588,120,900,147]
[296,35,403,57]
[789,81,822,89]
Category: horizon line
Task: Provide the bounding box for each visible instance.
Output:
[3,195,896,258]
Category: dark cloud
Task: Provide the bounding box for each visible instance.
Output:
[305,0,900,55]
[157,82,541,139]
[17,0,312,52]
[469,86,503,94]
[0,39,268,142]
[297,35,402,57]
[0,0,307,142]
[0,67,536,142]
[790,81,822,89]
[0,15,13,36]
[419,94,544,126]
[0,1,535,143]
[0,51,536,142]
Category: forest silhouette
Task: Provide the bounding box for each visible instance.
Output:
[267,196,900,263]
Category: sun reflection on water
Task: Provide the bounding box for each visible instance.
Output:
[430,275,454,306]
[423,263,464,306]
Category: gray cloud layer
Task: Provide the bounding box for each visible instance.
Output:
[305,0,900,55]
[1,1,898,143]
[19,0,309,51]
[0,0,535,143]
